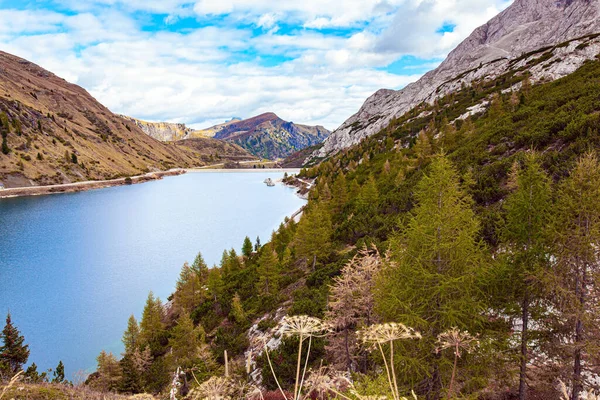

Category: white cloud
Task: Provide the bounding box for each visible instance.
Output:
[0,1,511,130]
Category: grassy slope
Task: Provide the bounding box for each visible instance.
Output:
[0,51,249,188]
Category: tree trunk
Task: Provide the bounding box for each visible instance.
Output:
[519,293,530,400]
[344,328,352,372]
[428,352,442,400]
[571,264,586,400]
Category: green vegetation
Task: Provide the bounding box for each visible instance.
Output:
[3,48,600,400]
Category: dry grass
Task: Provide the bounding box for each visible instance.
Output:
[0,381,156,400]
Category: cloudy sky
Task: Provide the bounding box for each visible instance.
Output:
[0,0,511,130]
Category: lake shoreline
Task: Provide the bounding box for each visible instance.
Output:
[0,167,304,199]
[0,169,186,199]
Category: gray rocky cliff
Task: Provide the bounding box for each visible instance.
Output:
[312,0,600,160]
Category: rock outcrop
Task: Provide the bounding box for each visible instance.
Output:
[119,116,206,142]
[198,112,330,160]
[312,0,600,160]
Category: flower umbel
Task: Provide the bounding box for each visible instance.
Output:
[278,315,330,338]
[188,376,235,400]
[436,327,478,357]
[358,323,422,345]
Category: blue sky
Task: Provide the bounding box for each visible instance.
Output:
[0,0,511,130]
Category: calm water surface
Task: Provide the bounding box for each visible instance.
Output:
[0,170,305,377]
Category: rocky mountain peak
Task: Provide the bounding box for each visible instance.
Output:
[311,0,600,161]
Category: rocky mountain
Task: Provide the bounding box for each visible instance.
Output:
[119,116,206,142]
[0,51,253,188]
[312,0,600,160]
[197,112,330,160]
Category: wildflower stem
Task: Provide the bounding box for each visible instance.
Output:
[448,344,458,400]
[378,341,397,400]
[264,340,289,400]
[390,340,400,400]
[298,335,312,399]
[294,333,304,400]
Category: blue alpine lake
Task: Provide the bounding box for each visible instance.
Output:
[0,170,305,379]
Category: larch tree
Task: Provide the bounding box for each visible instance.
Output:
[191,252,209,285]
[174,262,202,315]
[122,315,140,355]
[294,204,332,270]
[93,351,122,392]
[230,293,246,324]
[331,172,348,214]
[501,153,552,400]
[0,313,30,376]
[242,236,254,258]
[139,292,165,354]
[376,154,487,400]
[545,152,600,400]
[326,247,382,372]
[256,243,280,296]
[167,313,204,369]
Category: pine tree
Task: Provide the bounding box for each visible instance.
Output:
[168,313,203,369]
[545,152,600,400]
[0,313,30,375]
[52,360,65,383]
[25,362,42,383]
[242,236,254,257]
[206,268,223,302]
[93,351,122,392]
[256,243,280,296]
[122,315,140,355]
[230,293,246,324]
[139,292,165,354]
[501,153,552,400]
[356,175,379,212]
[191,252,209,284]
[294,204,332,270]
[376,154,487,400]
[174,262,202,314]
[331,173,348,214]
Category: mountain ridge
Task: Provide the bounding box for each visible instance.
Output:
[197,112,330,160]
[311,0,600,161]
[0,51,254,188]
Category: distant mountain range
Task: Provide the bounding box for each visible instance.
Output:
[0,52,255,188]
[126,113,330,160]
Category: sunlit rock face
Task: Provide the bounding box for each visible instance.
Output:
[311,0,600,161]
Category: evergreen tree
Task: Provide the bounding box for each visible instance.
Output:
[230,293,246,324]
[254,236,261,252]
[52,360,65,383]
[228,249,241,274]
[122,315,140,355]
[191,252,209,284]
[242,236,253,257]
[168,313,204,369]
[376,155,487,400]
[501,154,552,400]
[545,152,600,400]
[25,362,43,383]
[294,204,332,270]
[93,351,122,392]
[139,292,165,355]
[206,268,224,302]
[331,173,348,214]
[0,313,30,375]
[356,174,379,212]
[256,244,280,296]
[174,262,202,314]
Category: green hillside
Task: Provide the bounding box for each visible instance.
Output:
[40,53,600,399]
